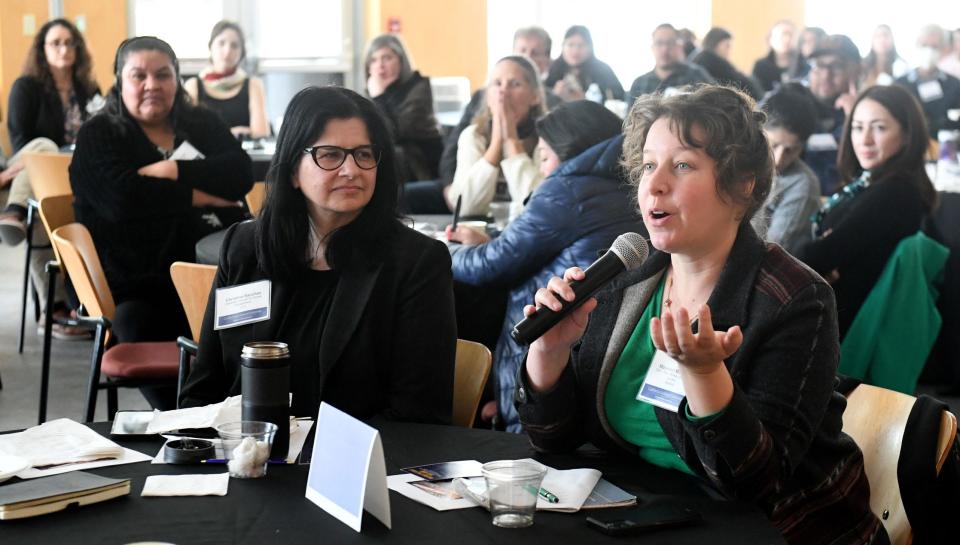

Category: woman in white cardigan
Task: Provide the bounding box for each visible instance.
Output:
[446,56,546,220]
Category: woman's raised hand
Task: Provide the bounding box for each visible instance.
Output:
[650,303,742,375]
[524,267,598,392]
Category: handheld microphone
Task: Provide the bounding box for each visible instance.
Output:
[511,233,649,346]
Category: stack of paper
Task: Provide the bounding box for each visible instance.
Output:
[0,419,152,479]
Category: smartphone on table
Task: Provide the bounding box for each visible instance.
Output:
[585,503,702,536]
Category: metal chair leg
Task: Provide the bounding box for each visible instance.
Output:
[17,203,36,353]
[39,262,58,424]
[84,319,108,423]
[107,386,118,419]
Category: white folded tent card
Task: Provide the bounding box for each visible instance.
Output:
[305,402,391,532]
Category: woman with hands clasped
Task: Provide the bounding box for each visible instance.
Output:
[516,86,884,544]
[446,56,546,220]
[70,36,252,352]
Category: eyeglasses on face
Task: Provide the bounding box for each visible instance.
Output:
[811,61,847,74]
[45,40,76,50]
[303,145,380,171]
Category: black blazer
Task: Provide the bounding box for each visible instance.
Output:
[7,75,99,152]
[179,220,458,424]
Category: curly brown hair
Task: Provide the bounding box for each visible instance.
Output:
[23,18,97,99]
[622,85,773,221]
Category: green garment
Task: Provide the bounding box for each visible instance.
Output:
[604,277,694,475]
[840,231,949,393]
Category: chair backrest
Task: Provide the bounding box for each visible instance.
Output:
[842,383,958,545]
[170,262,217,341]
[245,181,266,216]
[21,152,72,201]
[430,76,471,115]
[51,223,116,322]
[38,195,75,265]
[452,339,492,428]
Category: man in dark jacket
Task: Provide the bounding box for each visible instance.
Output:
[628,23,714,107]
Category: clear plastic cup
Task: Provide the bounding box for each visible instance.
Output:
[216,421,277,479]
[488,202,511,231]
[481,460,547,528]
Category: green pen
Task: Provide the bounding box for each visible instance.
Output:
[538,487,559,503]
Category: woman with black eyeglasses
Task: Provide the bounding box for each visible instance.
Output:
[69,37,252,407]
[180,86,457,424]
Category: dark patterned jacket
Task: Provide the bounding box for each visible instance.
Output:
[517,223,886,544]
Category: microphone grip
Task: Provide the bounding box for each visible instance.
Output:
[510,255,622,345]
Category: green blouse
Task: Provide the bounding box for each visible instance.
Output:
[603,276,694,475]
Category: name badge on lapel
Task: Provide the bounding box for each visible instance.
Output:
[636,350,686,412]
[917,80,944,102]
[214,280,271,330]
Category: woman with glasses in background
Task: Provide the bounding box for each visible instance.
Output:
[184,20,269,140]
[180,86,456,424]
[0,18,102,339]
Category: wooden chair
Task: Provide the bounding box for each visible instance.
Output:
[245,181,266,216]
[170,262,217,403]
[35,195,76,423]
[51,223,180,422]
[842,384,958,545]
[16,152,72,354]
[452,339,492,428]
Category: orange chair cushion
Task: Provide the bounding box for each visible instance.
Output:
[101,341,180,379]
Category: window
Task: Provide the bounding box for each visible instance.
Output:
[131,0,225,60]
[486,0,712,90]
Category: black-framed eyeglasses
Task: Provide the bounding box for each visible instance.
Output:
[45,40,76,50]
[303,145,381,171]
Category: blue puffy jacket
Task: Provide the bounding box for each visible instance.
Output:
[450,135,646,432]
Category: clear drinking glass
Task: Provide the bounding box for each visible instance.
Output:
[216,421,277,479]
[480,460,546,528]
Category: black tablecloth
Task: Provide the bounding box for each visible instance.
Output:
[1,421,783,544]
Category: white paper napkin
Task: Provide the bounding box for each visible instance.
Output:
[141,473,229,497]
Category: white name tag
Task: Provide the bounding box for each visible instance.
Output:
[214,280,271,330]
[806,133,838,151]
[636,350,686,413]
[918,80,944,103]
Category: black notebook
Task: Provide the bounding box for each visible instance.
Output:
[0,471,130,520]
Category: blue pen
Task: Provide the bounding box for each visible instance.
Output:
[201,458,287,465]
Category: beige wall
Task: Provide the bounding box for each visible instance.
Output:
[64,0,128,93]
[0,0,48,153]
[711,0,805,74]
[365,0,488,92]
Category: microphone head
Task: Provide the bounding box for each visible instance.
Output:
[610,233,648,271]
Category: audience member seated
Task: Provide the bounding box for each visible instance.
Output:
[802,34,862,195]
[364,34,443,182]
[184,20,269,140]
[70,36,252,351]
[517,86,885,545]
[793,26,827,80]
[895,24,960,139]
[862,24,908,87]
[753,83,821,255]
[628,24,714,106]
[0,18,101,339]
[691,27,763,99]
[180,86,456,423]
[446,101,644,431]
[545,26,624,103]
[752,20,797,92]
[435,27,558,189]
[677,28,699,59]
[795,84,937,339]
[939,27,960,79]
[446,56,546,220]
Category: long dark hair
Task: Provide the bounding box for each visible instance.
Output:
[100,36,195,131]
[862,25,898,80]
[256,87,401,280]
[837,85,937,211]
[545,25,598,89]
[536,100,622,162]
[23,18,98,103]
